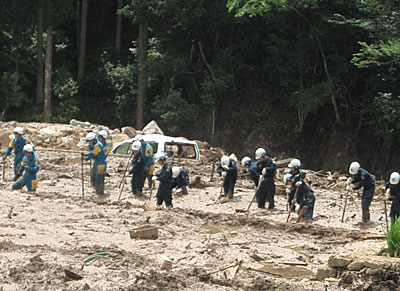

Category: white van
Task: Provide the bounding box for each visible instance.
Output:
[110,134,201,160]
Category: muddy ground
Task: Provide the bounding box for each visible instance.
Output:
[0,149,392,290]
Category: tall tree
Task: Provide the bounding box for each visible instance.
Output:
[43,26,53,122]
[36,4,44,104]
[77,0,88,82]
[115,0,123,54]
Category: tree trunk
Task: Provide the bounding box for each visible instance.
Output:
[76,0,80,50]
[137,21,148,130]
[115,0,122,54]
[36,6,44,104]
[44,26,53,122]
[77,0,87,83]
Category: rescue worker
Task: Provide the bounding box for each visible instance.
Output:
[12,144,39,192]
[153,153,173,208]
[98,130,111,156]
[385,172,400,223]
[347,161,376,223]
[216,155,238,199]
[284,163,315,222]
[82,132,107,197]
[129,141,145,196]
[241,156,259,188]
[254,148,276,209]
[4,127,34,176]
[139,137,155,189]
[171,166,189,195]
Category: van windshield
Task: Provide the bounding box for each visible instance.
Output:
[113,141,158,155]
[165,143,197,159]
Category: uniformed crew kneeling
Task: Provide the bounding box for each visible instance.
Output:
[171,166,189,195]
[12,144,40,192]
[285,159,315,222]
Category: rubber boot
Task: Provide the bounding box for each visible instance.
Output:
[227,190,233,200]
[136,190,143,197]
[362,209,369,223]
[224,191,228,198]
[182,185,188,195]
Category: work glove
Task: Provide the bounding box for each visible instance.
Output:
[286,188,291,194]
[296,181,302,186]
[262,168,267,175]
[347,177,352,184]
[172,188,177,194]
[258,175,264,183]
[222,171,227,177]
[346,185,352,191]
[222,165,229,171]
[152,176,158,181]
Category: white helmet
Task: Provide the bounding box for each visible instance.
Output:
[23,144,34,153]
[349,161,360,175]
[390,172,400,185]
[241,156,252,167]
[288,159,301,168]
[155,152,166,162]
[85,132,96,142]
[131,140,141,151]
[13,127,24,135]
[221,155,230,167]
[283,173,292,184]
[98,130,108,139]
[172,167,180,178]
[255,148,267,160]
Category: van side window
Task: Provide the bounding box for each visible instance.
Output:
[165,143,196,159]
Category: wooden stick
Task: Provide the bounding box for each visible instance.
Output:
[296,206,308,223]
[209,161,215,182]
[246,177,263,214]
[341,190,349,223]
[286,186,300,222]
[81,155,85,197]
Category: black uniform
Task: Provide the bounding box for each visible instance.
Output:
[254,157,276,209]
[171,168,189,189]
[387,182,400,222]
[216,158,238,198]
[351,168,376,221]
[129,152,145,195]
[248,162,260,187]
[288,172,315,220]
[156,162,173,207]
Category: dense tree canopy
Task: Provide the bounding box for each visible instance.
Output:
[1,0,399,175]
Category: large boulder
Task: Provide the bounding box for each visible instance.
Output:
[142,120,164,135]
[121,126,137,138]
[0,132,11,151]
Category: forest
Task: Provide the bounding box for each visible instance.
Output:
[1,0,399,176]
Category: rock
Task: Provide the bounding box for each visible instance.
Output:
[39,125,73,136]
[142,120,164,135]
[346,261,364,271]
[129,225,158,239]
[0,132,11,151]
[70,119,92,128]
[155,254,172,271]
[316,266,337,281]
[121,126,137,138]
[328,256,352,268]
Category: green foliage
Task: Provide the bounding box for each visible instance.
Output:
[0,73,28,116]
[289,81,332,116]
[52,68,79,123]
[352,39,400,68]
[151,89,197,133]
[386,217,400,257]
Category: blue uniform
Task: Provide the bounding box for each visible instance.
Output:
[129,152,145,195]
[12,154,40,192]
[171,168,189,189]
[351,168,376,211]
[141,142,155,187]
[288,172,315,220]
[5,136,33,175]
[387,182,400,222]
[217,158,238,198]
[85,141,107,195]
[254,157,276,209]
[155,162,173,207]
[101,140,111,157]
